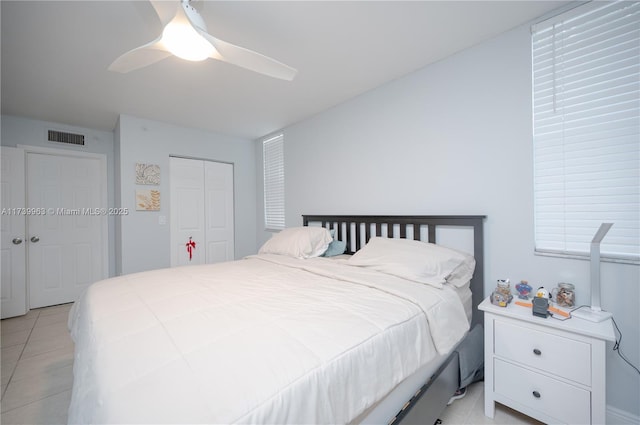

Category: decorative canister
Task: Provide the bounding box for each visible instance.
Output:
[491,290,509,307]
[552,282,575,308]
[516,280,532,299]
[491,279,513,306]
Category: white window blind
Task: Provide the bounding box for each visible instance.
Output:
[263,134,285,230]
[532,1,639,263]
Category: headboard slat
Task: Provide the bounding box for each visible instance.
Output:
[427,225,436,244]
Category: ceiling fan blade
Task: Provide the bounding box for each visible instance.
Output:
[178,4,296,80]
[149,0,179,27]
[108,36,172,73]
[200,31,297,81]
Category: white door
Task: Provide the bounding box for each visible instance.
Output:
[170,157,234,266]
[170,157,206,266]
[27,152,106,308]
[204,161,234,263]
[1,147,27,319]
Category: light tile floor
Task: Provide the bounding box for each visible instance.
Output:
[439,381,543,425]
[1,303,542,425]
[1,303,74,425]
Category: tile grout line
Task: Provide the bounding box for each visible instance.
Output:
[1,310,41,401]
[2,305,75,418]
[1,385,72,416]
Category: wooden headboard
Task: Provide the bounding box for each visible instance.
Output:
[302,215,486,328]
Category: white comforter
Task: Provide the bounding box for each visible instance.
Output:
[68,254,469,424]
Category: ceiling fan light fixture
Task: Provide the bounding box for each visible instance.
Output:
[162,22,215,61]
[109,0,297,80]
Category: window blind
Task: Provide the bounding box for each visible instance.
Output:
[263,134,285,230]
[532,1,639,263]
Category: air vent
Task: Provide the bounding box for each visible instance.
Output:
[48,130,85,146]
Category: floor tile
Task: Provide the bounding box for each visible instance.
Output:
[11,346,74,382]
[1,306,74,421]
[1,364,73,413]
[20,329,73,360]
[1,318,37,335]
[440,381,483,424]
[28,321,70,343]
[439,381,544,425]
[439,405,469,424]
[0,330,31,349]
[0,389,71,425]
[1,345,25,368]
[1,346,22,398]
[34,311,69,328]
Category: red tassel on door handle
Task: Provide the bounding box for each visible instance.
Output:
[186,237,196,261]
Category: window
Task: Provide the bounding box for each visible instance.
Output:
[263,134,285,230]
[532,1,639,263]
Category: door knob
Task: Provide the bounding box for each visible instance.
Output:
[30,236,40,243]
[12,237,23,245]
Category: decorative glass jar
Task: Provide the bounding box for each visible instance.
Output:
[491,290,509,307]
[516,280,533,299]
[491,279,513,307]
[553,282,575,308]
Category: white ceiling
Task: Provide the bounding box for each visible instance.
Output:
[1,1,569,140]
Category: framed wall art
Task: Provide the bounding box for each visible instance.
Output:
[135,163,160,185]
[136,189,160,211]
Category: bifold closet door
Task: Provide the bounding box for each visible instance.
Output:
[203,159,235,263]
[170,157,234,266]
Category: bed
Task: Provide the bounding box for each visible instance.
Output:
[67,214,485,424]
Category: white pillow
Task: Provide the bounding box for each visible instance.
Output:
[347,237,475,288]
[259,227,333,259]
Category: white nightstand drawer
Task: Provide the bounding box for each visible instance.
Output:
[494,359,591,425]
[494,320,591,386]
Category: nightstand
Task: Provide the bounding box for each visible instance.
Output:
[479,297,615,424]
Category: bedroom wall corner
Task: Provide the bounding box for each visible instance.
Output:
[115,114,257,275]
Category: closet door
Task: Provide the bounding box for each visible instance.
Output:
[170,157,234,266]
[204,161,234,263]
[170,157,206,266]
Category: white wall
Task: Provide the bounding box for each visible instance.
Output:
[257,24,640,420]
[1,115,117,277]
[116,114,256,275]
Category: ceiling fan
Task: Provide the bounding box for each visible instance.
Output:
[109,0,297,81]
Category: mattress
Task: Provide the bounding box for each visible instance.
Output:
[68,254,469,424]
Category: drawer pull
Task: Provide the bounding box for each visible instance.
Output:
[532,390,541,398]
[533,348,542,355]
